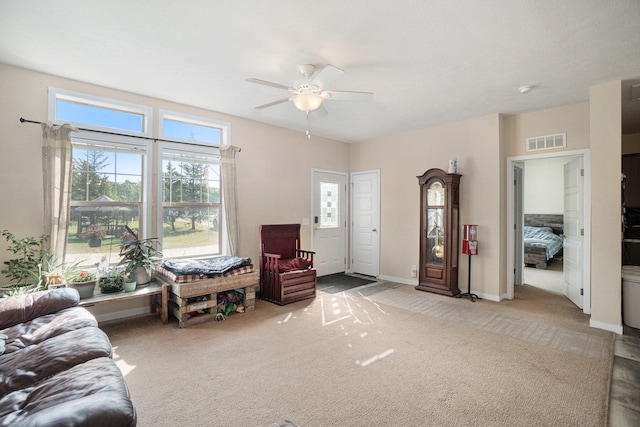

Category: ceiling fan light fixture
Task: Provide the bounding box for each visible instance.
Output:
[291,93,324,112]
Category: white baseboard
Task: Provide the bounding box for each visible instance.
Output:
[589,319,623,334]
[377,274,418,286]
[473,292,500,302]
[89,306,151,324]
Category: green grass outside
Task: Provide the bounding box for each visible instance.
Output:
[66,220,218,255]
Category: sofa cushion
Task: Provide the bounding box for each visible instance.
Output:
[0,327,112,395]
[277,258,312,273]
[0,357,136,427]
[0,288,79,330]
[1,306,97,355]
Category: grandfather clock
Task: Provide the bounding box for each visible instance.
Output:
[416,168,461,296]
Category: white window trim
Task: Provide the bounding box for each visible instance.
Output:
[48,87,153,137]
[69,135,153,240]
[159,109,230,146]
[157,140,225,257]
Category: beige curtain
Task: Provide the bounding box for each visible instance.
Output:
[41,122,77,261]
[220,145,241,256]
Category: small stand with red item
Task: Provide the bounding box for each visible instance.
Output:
[457,224,480,302]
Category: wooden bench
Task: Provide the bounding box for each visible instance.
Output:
[157,271,259,328]
[78,281,169,324]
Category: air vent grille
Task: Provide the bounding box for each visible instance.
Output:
[526,133,566,152]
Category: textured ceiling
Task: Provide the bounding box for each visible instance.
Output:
[1,0,639,143]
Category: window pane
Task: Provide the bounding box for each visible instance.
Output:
[66,206,140,267]
[56,99,144,132]
[320,182,339,228]
[162,155,220,204]
[162,118,221,144]
[162,206,220,258]
[72,148,143,202]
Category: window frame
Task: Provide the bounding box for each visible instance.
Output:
[48,88,231,264]
[159,109,230,147]
[158,141,224,259]
[48,87,153,137]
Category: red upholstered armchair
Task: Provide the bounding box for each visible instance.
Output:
[259,224,317,305]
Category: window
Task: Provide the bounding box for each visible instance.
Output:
[49,87,152,136]
[161,146,221,258]
[49,88,231,266]
[159,110,229,146]
[67,140,147,267]
[320,182,340,228]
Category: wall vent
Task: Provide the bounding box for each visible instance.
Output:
[526,133,566,152]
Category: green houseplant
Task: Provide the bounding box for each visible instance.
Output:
[118,225,163,286]
[1,230,49,286]
[67,271,97,299]
[1,230,49,296]
[98,269,124,293]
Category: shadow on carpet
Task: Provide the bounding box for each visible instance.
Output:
[316,273,376,294]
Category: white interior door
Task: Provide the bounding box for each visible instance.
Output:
[312,170,347,277]
[351,170,380,277]
[564,157,584,308]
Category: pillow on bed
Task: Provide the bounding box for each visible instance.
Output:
[277,258,312,272]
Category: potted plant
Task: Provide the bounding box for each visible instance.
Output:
[118,225,163,286]
[1,230,49,296]
[82,224,106,248]
[67,271,97,299]
[98,269,124,293]
[34,256,84,289]
[122,272,136,292]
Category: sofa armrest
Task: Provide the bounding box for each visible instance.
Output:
[0,288,79,330]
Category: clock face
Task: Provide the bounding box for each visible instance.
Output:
[427,181,444,205]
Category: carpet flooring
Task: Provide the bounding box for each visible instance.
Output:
[101,281,613,427]
[315,273,376,294]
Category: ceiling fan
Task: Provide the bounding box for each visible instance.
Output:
[247,64,373,113]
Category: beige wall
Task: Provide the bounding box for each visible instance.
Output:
[0,63,625,331]
[590,81,623,330]
[0,64,348,274]
[502,102,590,157]
[349,114,504,299]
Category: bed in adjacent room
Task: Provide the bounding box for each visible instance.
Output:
[523,214,564,269]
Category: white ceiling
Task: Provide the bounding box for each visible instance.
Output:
[1,0,639,143]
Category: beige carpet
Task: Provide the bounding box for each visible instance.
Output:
[523,258,564,294]
[101,282,613,427]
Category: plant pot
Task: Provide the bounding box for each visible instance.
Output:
[44,275,63,286]
[68,280,96,299]
[123,280,137,292]
[88,237,102,247]
[132,267,151,286]
[99,277,123,293]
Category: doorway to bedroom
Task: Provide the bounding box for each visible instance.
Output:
[507,149,591,314]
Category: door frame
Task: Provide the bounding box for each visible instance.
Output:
[349,169,381,276]
[506,149,591,314]
[513,162,524,286]
[310,168,349,273]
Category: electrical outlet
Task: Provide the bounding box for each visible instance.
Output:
[411,265,417,278]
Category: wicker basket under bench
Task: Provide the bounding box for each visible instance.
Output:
[157,271,259,328]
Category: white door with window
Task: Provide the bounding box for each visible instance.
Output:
[564,157,584,308]
[351,170,380,277]
[312,170,347,277]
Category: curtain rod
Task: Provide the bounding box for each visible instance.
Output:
[19,117,239,151]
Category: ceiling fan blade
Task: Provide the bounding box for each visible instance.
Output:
[310,64,344,88]
[325,90,374,102]
[254,98,290,109]
[246,78,290,91]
